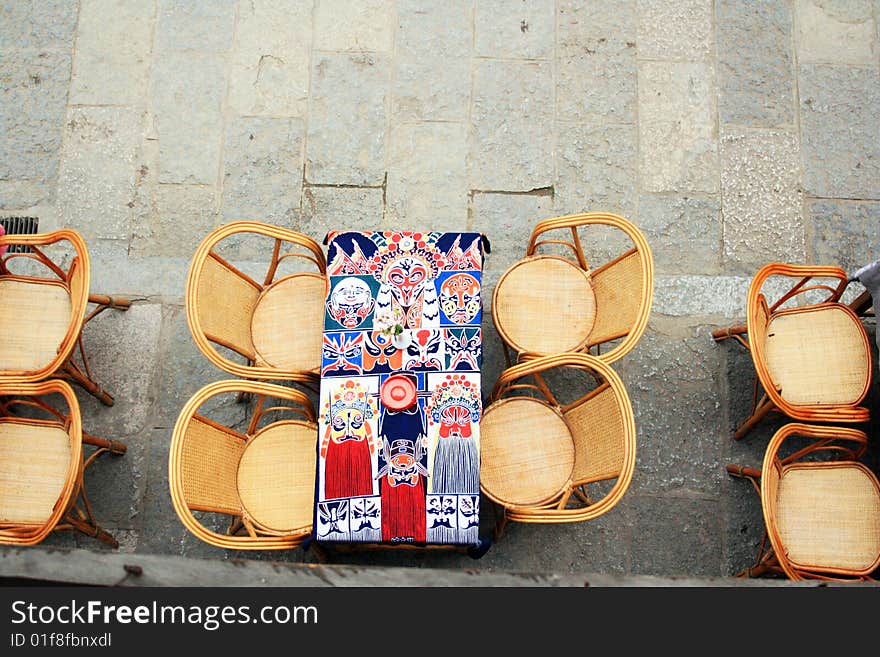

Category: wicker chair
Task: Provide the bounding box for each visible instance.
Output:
[491,212,653,366]
[713,263,872,440]
[185,221,326,384]
[168,379,318,550]
[0,229,131,404]
[480,353,636,539]
[0,379,126,547]
[727,423,880,581]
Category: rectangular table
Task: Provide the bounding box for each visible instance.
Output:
[314,230,485,546]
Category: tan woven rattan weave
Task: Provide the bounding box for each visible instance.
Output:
[713,263,872,440]
[0,379,126,547]
[480,353,636,538]
[0,229,131,405]
[186,221,326,384]
[727,423,880,581]
[491,212,653,366]
[169,379,318,550]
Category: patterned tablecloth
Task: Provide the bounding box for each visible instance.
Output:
[314,231,485,546]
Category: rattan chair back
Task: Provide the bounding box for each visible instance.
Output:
[186,221,327,382]
[169,379,318,550]
[482,353,636,526]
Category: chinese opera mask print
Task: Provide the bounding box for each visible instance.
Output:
[403,329,444,372]
[316,500,349,540]
[444,328,481,372]
[438,272,481,325]
[326,276,375,329]
[349,496,381,542]
[374,253,440,329]
[362,331,403,374]
[321,332,363,377]
[321,380,378,500]
[427,374,481,496]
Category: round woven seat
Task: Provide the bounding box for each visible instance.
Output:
[777,462,880,572]
[493,255,596,354]
[251,273,325,372]
[0,279,73,372]
[236,421,316,534]
[0,420,71,525]
[764,305,871,406]
[480,397,574,507]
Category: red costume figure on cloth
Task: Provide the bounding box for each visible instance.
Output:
[320,380,377,500]
[377,402,428,543]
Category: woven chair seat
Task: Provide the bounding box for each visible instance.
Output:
[0,279,72,372]
[493,255,597,354]
[0,420,71,524]
[236,421,316,534]
[777,462,880,572]
[251,273,325,372]
[480,397,574,507]
[764,305,870,405]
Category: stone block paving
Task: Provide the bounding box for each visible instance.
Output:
[1,0,879,580]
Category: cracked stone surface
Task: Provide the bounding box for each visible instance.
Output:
[720,128,805,274]
[2,1,879,583]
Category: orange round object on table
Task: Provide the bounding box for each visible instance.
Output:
[381,374,417,411]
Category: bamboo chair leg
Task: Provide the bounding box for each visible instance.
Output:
[490,502,508,541]
[60,360,115,406]
[82,431,127,457]
[848,290,873,317]
[733,394,775,441]
[63,513,118,548]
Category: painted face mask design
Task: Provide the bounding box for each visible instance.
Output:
[439,273,481,325]
[326,276,375,328]
[362,331,403,374]
[403,329,443,371]
[321,332,363,377]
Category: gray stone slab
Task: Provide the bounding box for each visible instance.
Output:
[556,122,638,218]
[153,305,250,433]
[557,0,637,124]
[0,51,71,208]
[626,495,724,577]
[221,117,304,226]
[75,430,148,532]
[313,0,394,52]
[616,322,726,496]
[475,0,555,60]
[638,194,721,275]
[306,52,390,186]
[471,191,554,304]
[716,0,795,127]
[638,60,718,193]
[392,1,471,121]
[227,0,312,118]
[636,0,713,61]
[152,54,226,185]
[470,60,554,190]
[0,0,78,51]
[86,239,192,302]
[807,199,880,271]
[653,275,749,318]
[69,0,154,106]
[298,185,385,239]
[464,510,630,575]
[720,129,804,274]
[799,64,880,199]
[56,107,143,241]
[131,183,219,258]
[77,303,163,438]
[155,0,236,53]
[386,122,468,231]
[795,0,877,65]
